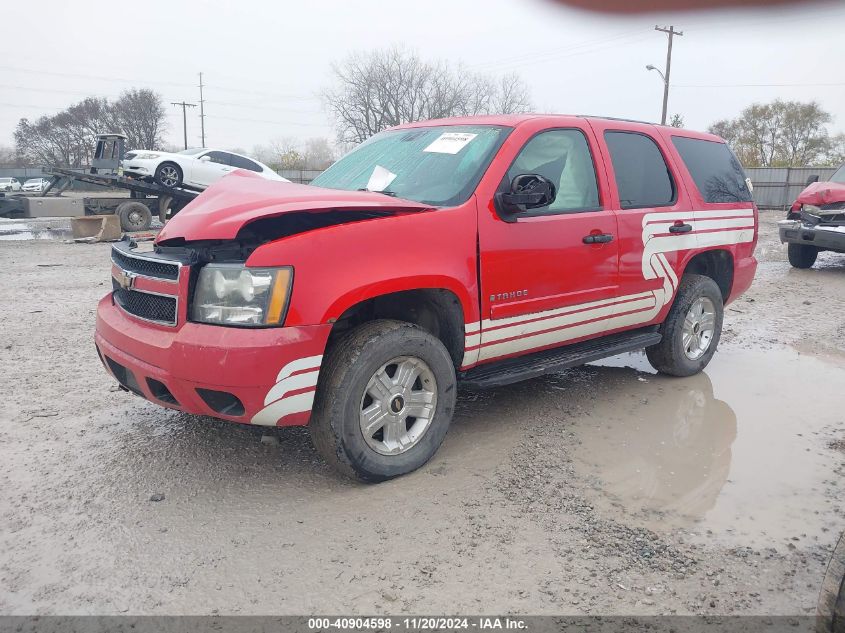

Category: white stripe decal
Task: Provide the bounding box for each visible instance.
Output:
[252,391,316,427]
[470,209,755,363]
[478,294,660,361]
[482,291,654,331]
[251,355,324,426]
[263,369,320,406]
[275,354,322,382]
[480,294,655,345]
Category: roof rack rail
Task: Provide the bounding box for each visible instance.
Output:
[579,114,656,126]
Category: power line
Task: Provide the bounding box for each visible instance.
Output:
[468,29,651,71]
[0,64,320,102]
[204,114,327,128]
[204,99,321,114]
[674,82,845,88]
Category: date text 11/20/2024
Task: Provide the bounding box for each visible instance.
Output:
[307,617,528,630]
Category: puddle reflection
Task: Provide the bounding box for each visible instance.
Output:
[569,347,845,545]
[574,369,736,521]
[0,222,73,241]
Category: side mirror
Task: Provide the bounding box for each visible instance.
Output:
[806,174,819,185]
[199,155,212,162]
[495,174,556,216]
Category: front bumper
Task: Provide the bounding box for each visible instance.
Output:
[95,296,332,427]
[779,220,845,253]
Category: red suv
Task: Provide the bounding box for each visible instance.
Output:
[96,115,758,481]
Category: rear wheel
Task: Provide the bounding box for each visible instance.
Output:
[787,243,818,269]
[155,162,182,188]
[646,274,724,377]
[116,201,152,232]
[309,320,457,482]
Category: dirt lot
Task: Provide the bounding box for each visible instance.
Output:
[1,210,844,616]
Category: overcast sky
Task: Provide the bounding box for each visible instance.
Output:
[2,0,844,153]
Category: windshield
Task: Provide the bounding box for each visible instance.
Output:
[830,164,845,184]
[311,125,510,206]
[24,179,41,184]
[178,148,206,155]
[0,178,12,183]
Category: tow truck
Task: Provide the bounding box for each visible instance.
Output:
[1,134,199,232]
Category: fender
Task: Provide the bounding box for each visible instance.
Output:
[245,199,481,328]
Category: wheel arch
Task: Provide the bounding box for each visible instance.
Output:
[324,284,469,369]
[680,248,734,302]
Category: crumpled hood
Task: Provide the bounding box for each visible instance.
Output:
[155,170,432,243]
[793,181,845,208]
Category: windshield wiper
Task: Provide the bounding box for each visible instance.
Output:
[358,188,397,197]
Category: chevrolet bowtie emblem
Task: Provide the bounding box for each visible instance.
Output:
[114,269,137,290]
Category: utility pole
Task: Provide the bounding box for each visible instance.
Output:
[654,25,683,126]
[198,72,206,147]
[171,101,197,150]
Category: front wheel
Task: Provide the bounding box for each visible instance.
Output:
[155,162,182,188]
[646,274,724,377]
[309,320,457,482]
[787,243,818,269]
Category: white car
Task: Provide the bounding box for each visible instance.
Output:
[122,148,288,189]
[0,177,21,192]
[22,177,51,192]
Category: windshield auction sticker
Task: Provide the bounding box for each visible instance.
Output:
[366,165,398,191]
[423,132,478,154]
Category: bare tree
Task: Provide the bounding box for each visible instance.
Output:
[112,89,167,151]
[254,136,337,171]
[324,47,533,144]
[14,89,168,166]
[0,145,19,167]
[303,137,336,169]
[668,113,684,128]
[709,100,838,167]
[492,73,532,116]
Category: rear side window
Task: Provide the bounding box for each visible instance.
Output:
[672,136,753,203]
[205,151,231,165]
[604,131,675,209]
[229,155,263,172]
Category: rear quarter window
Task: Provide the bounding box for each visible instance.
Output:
[672,136,753,204]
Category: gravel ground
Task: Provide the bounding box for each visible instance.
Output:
[0,210,843,615]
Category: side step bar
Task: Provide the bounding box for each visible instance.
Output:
[459,327,662,389]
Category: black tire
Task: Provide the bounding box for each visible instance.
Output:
[116,201,152,232]
[646,274,724,377]
[787,243,818,269]
[155,162,182,188]
[309,320,457,482]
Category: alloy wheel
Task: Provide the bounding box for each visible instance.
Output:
[359,356,438,456]
[159,165,179,187]
[682,296,716,360]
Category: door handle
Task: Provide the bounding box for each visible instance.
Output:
[669,222,693,234]
[583,233,614,244]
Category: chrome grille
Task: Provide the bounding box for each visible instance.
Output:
[111,247,179,281]
[113,280,178,326]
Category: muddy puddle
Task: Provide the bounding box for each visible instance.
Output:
[0,221,73,241]
[566,346,845,547]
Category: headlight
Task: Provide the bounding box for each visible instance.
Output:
[134,153,160,160]
[802,204,821,214]
[192,264,292,326]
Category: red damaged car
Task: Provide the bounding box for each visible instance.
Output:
[96,114,758,481]
[780,164,845,268]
